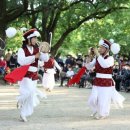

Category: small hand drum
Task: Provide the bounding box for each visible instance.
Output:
[39,42,50,53]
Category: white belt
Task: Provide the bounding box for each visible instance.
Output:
[28,66,38,72]
[45,68,55,74]
[96,73,112,79]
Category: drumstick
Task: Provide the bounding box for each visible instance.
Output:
[49,32,52,51]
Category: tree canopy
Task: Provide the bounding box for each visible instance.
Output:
[0,0,130,56]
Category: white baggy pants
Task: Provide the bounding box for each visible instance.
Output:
[88,86,125,117]
[17,78,46,117]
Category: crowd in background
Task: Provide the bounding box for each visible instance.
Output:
[55,54,95,88]
[1,48,130,92]
[0,49,19,76]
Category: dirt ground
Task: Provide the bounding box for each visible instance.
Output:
[0,82,130,130]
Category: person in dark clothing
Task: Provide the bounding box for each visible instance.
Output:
[9,52,17,69]
[121,65,130,92]
[76,54,83,68]
[0,56,6,75]
[65,55,74,66]
[5,49,11,67]
[60,66,74,87]
[113,65,121,91]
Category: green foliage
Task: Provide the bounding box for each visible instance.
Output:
[59,8,130,56]
[4,0,130,57]
[6,30,23,52]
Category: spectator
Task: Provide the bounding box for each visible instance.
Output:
[10,52,17,69]
[5,49,11,67]
[56,56,64,67]
[76,54,83,68]
[121,64,130,92]
[0,56,7,75]
[73,64,79,74]
[113,64,121,91]
[60,66,74,87]
[65,55,73,66]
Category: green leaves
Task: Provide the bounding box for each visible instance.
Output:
[3,0,130,56]
[6,30,23,51]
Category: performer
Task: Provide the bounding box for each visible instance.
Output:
[17,29,50,122]
[42,56,61,92]
[86,39,125,120]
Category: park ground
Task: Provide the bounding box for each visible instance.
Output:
[0,82,130,130]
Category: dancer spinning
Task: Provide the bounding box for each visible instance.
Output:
[86,39,125,120]
[17,29,50,122]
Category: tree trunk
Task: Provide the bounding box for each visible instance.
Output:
[0,23,7,56]
[51,28,75,56]
[41,29,50,43]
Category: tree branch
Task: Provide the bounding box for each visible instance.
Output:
[0,0,6,19]
[59,0,102,11]
[61,0,82,11]
[48,10,61,33]
[51,27,75,54]
[5,0,28,23]
[47,9,56,30]
[52,6,128,54]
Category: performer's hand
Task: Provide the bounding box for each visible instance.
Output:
[35,52,40,59]
[94,48,100,57]
[86,57,91,63]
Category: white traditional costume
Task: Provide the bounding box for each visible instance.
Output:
[86,39,125,119]
[17,29,49,122]
[42,57,61,91]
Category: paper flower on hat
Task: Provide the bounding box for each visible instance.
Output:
[20,27,27,32]
[109,39,120,54]
[6,27,17,38]
[109,39,114,43]
[111,42,120,54]
[99,39,104,45]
